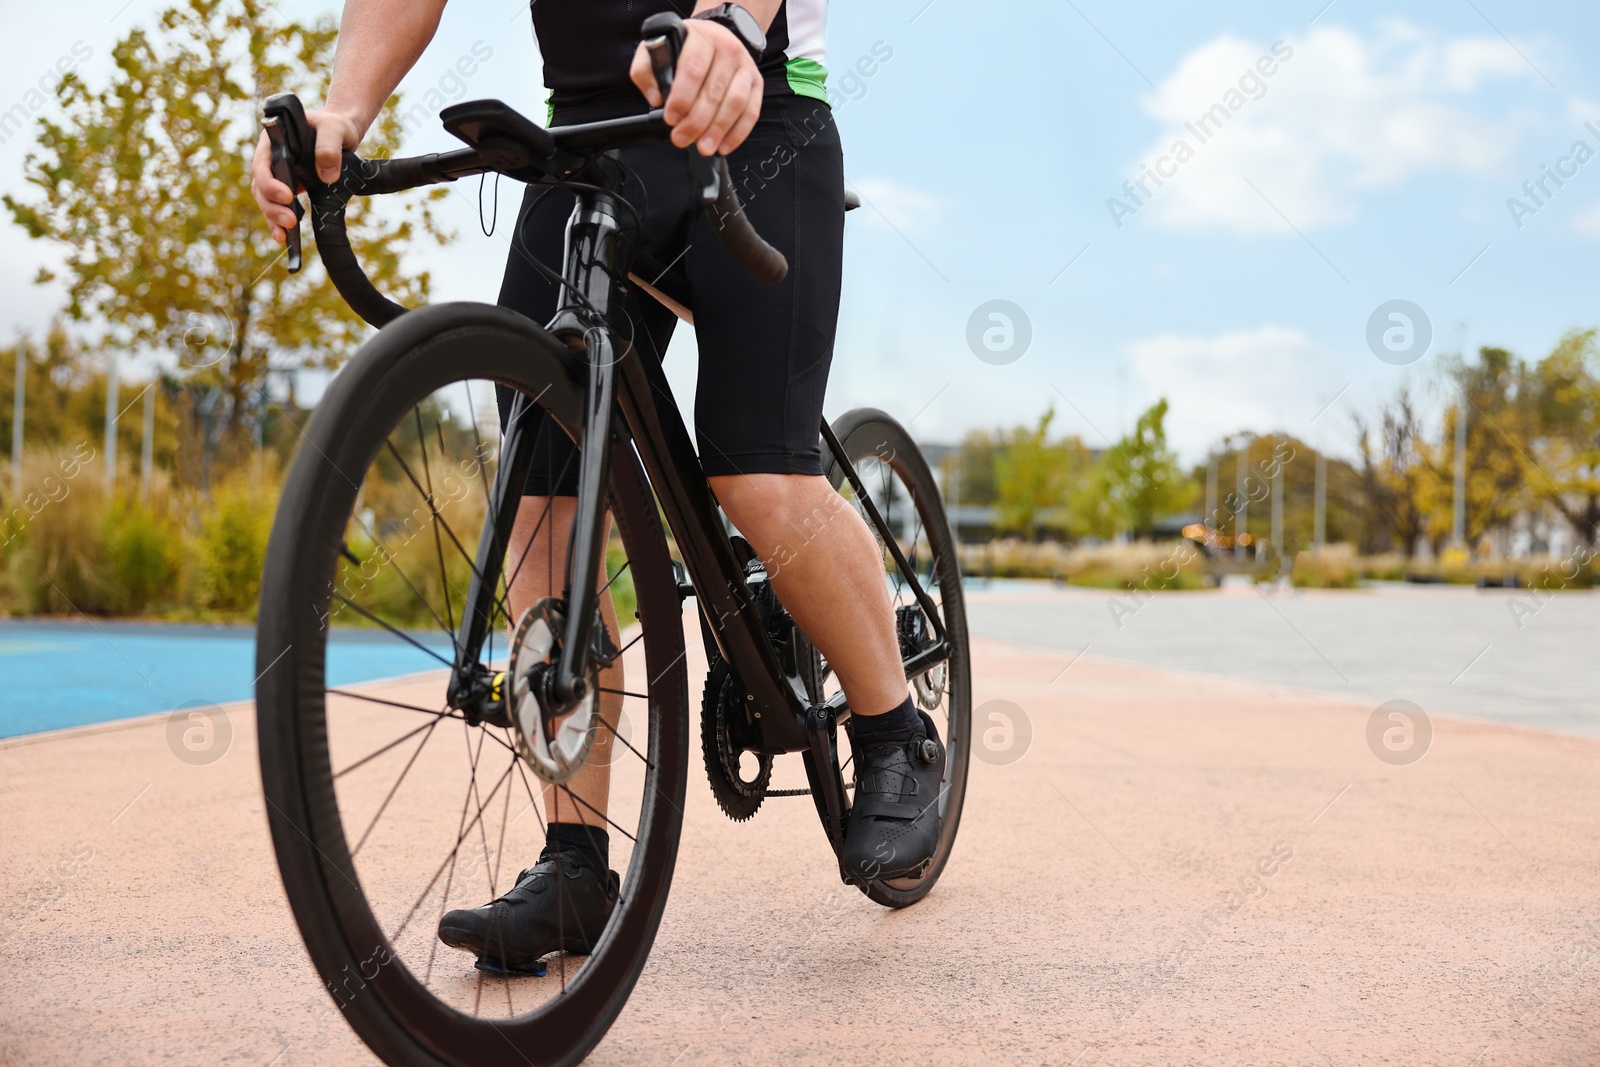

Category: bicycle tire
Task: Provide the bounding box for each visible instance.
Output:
[256,302,689,1066]
[824,407,972,909]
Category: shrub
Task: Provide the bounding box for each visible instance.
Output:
[102,495,181,614]
[192,475,275,615]
[1291,544,1360,589]
[958,538,1207,589]
[1,448,108,614]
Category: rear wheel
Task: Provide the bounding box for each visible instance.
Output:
[256,304,688,1066]
[824,408,971,908]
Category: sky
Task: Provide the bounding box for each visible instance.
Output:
[1,0,1597,464]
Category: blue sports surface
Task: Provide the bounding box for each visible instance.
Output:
[0,620,455,739]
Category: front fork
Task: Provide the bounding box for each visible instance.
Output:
[447,182,628,719]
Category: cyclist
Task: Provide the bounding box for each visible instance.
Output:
[250,0,943,972]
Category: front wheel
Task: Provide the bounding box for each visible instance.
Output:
[824,408,972,908]
[256,304,689,1066]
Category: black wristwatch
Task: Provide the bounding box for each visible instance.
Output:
[691,4,767,66]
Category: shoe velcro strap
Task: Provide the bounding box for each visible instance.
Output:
[857,767,919,799]
[853,794,925,820]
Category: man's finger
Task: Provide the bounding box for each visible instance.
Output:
[629,44,662,107]
[251,135,299,230]
[674,49,737,149]
[664,31,714,127]
[313,119,345,184]
[720,89,762,156]
[700,68,755,155]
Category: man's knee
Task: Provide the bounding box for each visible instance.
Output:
[709,473,831,536]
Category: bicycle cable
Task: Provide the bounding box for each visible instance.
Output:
[478,171,501,237]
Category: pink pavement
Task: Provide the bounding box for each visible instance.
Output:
[2,620,1598,1066]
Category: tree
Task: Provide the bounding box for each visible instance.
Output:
[952,428,998,506]
[4,0,446,462]
[1530,329,1600,546]
[1353,387,1435,555]
[1092,399,1190,539]
[992,406,1089,539]
[1432,346,1537,553]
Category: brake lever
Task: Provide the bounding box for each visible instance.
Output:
[643,17,722,205]
[264,117,305,273]
[263,93,317,274]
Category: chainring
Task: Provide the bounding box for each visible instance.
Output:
[700,658,772,822]
[698,539,830,822]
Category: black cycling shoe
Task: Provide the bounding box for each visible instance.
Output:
[842,710,945,881]
[437,848,619,972]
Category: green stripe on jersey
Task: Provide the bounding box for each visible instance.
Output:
[785,57,829,103]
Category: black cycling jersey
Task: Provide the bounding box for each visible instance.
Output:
[496,94,844,490]
[532,0,829,117]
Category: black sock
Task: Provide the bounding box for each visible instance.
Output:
[545,823,609,872]
[850,694,924,745]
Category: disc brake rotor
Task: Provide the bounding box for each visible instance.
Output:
[509,597,599,785]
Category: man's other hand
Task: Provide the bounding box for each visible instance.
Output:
[630,20,762,156]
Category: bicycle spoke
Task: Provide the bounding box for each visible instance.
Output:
[419,413,458,637]
[329,688,464,719]
[598,556,630,597]
[597,711,650,767]
[351,714,444,857]
[331,592,455,668]
[512,757,550,837]
[503,450,579,596]
[340,531,459,652]
[393,757,515,944]
[422,731,484,988]
[384,438,514,624]
[335,710,453,780]
[555,783,638,843]
[598,686,648,701]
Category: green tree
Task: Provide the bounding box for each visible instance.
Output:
[1430,346,1537,553]
[4,0,445,459]
[1092,399,1190,538]
[951,428,998,505]
[993,407,1078,538]
[1529,329,1600,546]
[1353,387,1435,555]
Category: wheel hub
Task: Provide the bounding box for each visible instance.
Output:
[509,598,599,785]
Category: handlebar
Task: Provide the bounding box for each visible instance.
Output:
[263,13,787,331]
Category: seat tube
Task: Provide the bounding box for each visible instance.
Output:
[551,186,626,705]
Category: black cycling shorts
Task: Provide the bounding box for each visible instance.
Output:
[495,92,845,496]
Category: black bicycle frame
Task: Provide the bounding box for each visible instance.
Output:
[447,167,949,765]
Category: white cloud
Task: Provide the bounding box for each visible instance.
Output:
[1122,22,1546,235]
[1129,325,1346,458]
[848,177,947,234]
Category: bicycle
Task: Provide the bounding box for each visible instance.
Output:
[255,14,969,1066]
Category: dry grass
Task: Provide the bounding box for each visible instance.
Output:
[959,538,1208,590]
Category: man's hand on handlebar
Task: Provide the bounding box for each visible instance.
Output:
[629,18,761,157]
[249,109,363,245]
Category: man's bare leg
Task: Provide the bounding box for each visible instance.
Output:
[504,496,621,829]
[708,473,905,717]
[711,472,943,880]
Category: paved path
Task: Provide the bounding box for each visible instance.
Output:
[3,618,1599,1065]
[967,582,1600,737]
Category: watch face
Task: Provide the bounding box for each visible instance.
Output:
[727,4,762,44]
[716,4,766,54]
